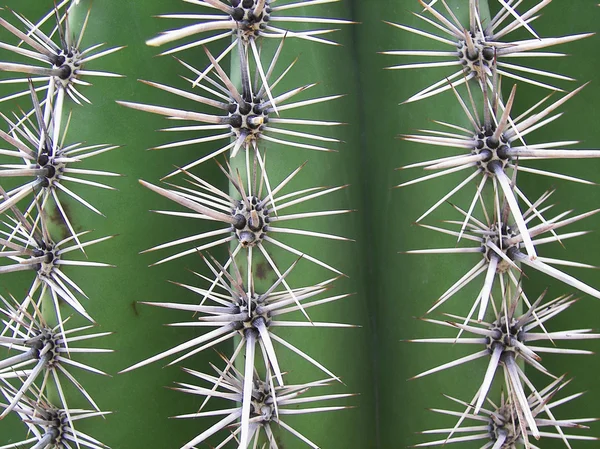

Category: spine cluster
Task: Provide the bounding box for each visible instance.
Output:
[118,1,355,448]
[390,1,600,447]
[0,1,122,448]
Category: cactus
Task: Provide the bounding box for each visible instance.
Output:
[1,1,599,449]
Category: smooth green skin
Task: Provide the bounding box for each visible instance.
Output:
[1,1,599,449]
